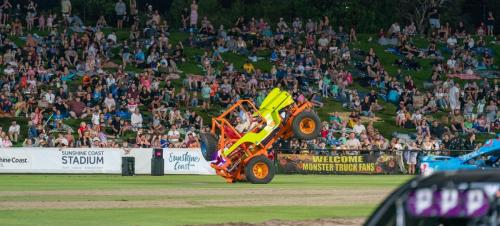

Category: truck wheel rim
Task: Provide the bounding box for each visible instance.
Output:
[253,162,269,179]
[300,118,315,134]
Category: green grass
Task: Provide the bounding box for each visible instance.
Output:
[0,174,409,191]
[0,206,374,226]
[0,174,410,225]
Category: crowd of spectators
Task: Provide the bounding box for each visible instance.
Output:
[0,0,497,172]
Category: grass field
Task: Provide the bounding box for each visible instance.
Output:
[0,174,411,226]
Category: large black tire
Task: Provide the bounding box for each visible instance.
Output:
[292,110,321,140]
[245,155,275,184]
[200,133,218,161]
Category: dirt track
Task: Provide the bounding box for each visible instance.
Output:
[0,187,391,210]
[203,218,366,226]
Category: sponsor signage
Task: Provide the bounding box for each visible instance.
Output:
[0,148,215,175]
[0,148,122,173]
[164,149,215,175]
[277,153,403,174]
[0,152,31,170]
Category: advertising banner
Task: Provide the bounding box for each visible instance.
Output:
[277,153,404,174]
[0,148,123,174]
[164,148,215,175]
[0,148,215,175]
[0,150,32,170]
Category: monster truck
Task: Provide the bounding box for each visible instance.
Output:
[200,88,320,183]
[419,138,500,176]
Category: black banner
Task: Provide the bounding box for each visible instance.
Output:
[277,153,404,174]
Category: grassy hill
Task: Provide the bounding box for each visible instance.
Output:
[2,29,499,146]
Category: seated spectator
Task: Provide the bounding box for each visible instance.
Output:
[167,125,180,145]
[130,109,143,131]
[345,132,361,153]
[8,121,20,143]
[450,109,465,132]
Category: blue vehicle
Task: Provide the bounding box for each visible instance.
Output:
[420,139,500,175]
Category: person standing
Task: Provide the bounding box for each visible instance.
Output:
[0,0,12,25]
[181,7,189,31]
[129,0,138,27]
[486,11,495,36]
[25,0,37,32]
[448,82,460,111]
[190,0,198,29]
[115,0,126,29]
[406,141,418,175]
[61,0,72,25]
[428,7,440,30]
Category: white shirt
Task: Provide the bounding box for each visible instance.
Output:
[391,24,400,33]
[57,137,69,146]
[106,77,115,87]
[104,97,116,109]
[352,124,366,135]
[8,124,20,133]
[449,86,459,101]
[446,37,457,47]
[167,130,180,142]
[318,37,329,47]
[411,113,422,121]
[393,143,404,150]
[467,38,475,49]
[92,112,100,126]
[131,113,143,126]
[346,138,361,149]
[108,33,116,43]
[45,93,55,104]
[447,59,457,68]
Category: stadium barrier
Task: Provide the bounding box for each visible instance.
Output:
[0,148,474,175]
[0,148,215,175]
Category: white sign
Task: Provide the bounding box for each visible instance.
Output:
[164,148,215,175]
[0,148,122,173]
[0,148,215,175]
[122,148,153,174]
[0,151,31,170]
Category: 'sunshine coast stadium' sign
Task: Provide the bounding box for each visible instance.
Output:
[0,148,214,174]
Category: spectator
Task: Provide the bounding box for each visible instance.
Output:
[115,0,127,29]
[345,132,361,152]
[486,11,495,36]
[8,121,20,143]
[405,141,418,174]
[429,7,440,29]
[130,108,143,131]
[167,124,180,145]
[61,0,72,24]
[190,0,198,29]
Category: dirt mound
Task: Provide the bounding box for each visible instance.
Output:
[201,217,365,226]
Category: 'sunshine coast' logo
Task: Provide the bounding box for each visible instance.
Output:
[168,152,200,170]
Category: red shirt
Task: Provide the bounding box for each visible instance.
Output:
[21,75,27,88]
[78,125,88,135]
[321,129,328,138]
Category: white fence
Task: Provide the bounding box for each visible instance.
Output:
[0,148,215,175]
